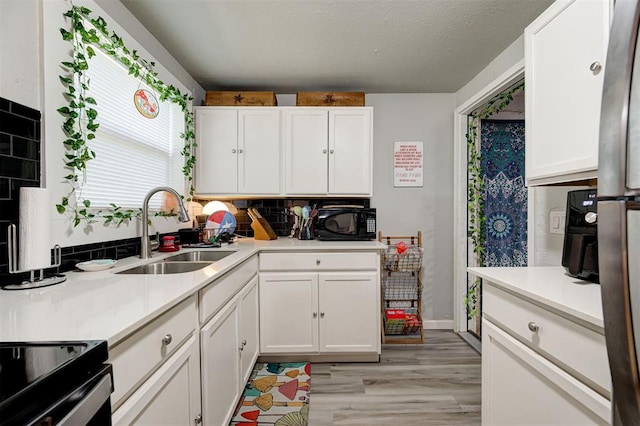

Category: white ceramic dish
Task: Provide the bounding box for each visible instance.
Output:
[76,259,117,272]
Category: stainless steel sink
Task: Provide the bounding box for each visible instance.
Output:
[163,251,236,262]
[116,261,212,275]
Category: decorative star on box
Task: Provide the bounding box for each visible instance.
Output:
[234,93,244,104]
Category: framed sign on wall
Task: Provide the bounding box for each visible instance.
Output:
[393,141,423,187]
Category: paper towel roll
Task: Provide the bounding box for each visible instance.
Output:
[18,187,52,271]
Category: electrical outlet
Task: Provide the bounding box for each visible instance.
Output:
[549,210,565,234]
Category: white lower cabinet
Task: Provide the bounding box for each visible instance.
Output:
[259,252,380,355]
[112,335,201,426]
[200,275,259,426]
[259,271,379,354]
[482,282,611,425]
[110,296,202,425]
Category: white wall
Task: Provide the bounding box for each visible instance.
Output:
[0,0,41,110]
[456,35,525,108]
[367,94,456,325]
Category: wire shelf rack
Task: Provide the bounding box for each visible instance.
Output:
[379,231,425,344]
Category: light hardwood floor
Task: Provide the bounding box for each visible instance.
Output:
[308,330,481,425]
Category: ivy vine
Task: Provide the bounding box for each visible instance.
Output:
[464,82,524,320]
[56,4,196,227]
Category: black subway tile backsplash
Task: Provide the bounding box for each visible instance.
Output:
[0,111,37,140]
[0,97,41,282]
[13,136,40,160]
[0,178,9,200]
[0,156,38,180]
[0,133,10,155]
[10,102,41,121]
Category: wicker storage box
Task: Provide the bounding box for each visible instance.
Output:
[205,91,277,106]
[296,91,365,106]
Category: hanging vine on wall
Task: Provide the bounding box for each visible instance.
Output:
[464,82,525,319]
[56,5,196,227]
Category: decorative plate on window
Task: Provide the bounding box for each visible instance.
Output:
[134,89,159,119]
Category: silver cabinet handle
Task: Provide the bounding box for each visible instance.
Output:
[590,61,602,74]
[231,148,237,154]
[194,414,202,425]
[316,259,321,265]
[322,149,328,154]
[329,149,334,154]
[320,312,325,318]
[528,322,539,333]
[238,149,243,154]
[162,334,173,345]
[242,339,247,346]
[313,312,318,318]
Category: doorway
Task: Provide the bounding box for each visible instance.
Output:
[466,89,527,338]
[452,62,526,345]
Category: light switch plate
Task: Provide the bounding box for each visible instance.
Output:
[549,210,565,234]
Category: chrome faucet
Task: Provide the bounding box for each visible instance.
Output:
[140,187,191,259]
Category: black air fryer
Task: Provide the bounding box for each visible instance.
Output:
[562,189,599,282]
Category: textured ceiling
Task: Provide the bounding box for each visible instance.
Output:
[119,0,553,93]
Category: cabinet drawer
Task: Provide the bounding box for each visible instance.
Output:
[483,284,610,396]
[109,296,197,408]
[260,252,378,271]
[200,255,258,324]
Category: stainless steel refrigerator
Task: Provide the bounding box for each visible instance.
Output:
[599,0,640,423]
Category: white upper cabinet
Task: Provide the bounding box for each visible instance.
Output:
[284,107,373,196]
[194,107,281,195]
[328,109,373,195]
[525,0,611,186]
[284,109,329,195]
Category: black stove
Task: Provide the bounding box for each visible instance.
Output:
[0,340,113,425]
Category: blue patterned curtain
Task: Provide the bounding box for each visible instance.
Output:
[480,120,527,267]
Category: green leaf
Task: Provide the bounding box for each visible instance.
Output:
[83,199,91,208]
[60,28,73,40]
[61,197,69,206]
[56,204,66,214]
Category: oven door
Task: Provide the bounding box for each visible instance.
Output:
[28,364,112,426]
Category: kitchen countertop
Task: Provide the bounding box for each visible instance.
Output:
[0,237,386,346]
[468,266,604,330]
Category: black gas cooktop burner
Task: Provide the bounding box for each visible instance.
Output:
[0,340,110,424]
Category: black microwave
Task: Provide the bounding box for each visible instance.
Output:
[316,207,376,241]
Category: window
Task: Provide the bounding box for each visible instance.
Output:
[81,48,185,209]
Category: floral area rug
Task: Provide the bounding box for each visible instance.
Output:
[229,362,311,426]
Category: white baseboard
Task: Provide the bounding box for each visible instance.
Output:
[423,319,454,330]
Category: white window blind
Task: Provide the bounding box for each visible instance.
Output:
[81,48,185,209]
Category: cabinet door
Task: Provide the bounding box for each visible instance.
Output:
[239,275,259,385]
[238,109,281,194]
[284,109,329,194]
[259,272,319,352]
[482,319,610,425]
[525,0,610,185]
[319,272,379,353]
[112,336,201,426]
[328,109,372,195]
[200,298,240,426]
[195,108,238,194]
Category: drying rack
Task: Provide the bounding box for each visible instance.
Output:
[379,231,424,344]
